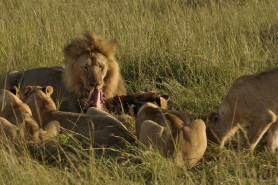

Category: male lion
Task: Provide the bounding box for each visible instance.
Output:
[19,86,136,147]
[131,102,207,168]
[207,67,278,152]
[0,32,126,113]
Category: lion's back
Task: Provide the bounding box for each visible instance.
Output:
[228,68,278,107]
[21,67,64,88]
[19,67,80,112]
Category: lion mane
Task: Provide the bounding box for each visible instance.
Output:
[0,32,127,113]
[62,32,126,100]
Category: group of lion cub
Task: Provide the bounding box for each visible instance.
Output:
[0,32,277,168]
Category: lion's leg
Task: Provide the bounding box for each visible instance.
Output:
[219,126,239,148]
[266,121,278,152]
[23,113,40,135]
[248,120,272,151]
[87,107,127,127]
[86,107,110,116]
[30,121,60,155]
[139,120,168,153]
[43,120,60,137]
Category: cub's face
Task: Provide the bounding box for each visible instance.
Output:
[18,86,56,111]
[77,52,109,92]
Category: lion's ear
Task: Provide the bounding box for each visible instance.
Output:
[129,105,139,118]
[207,112,218,124]
[161,95,170,101]
[155,97,168,109]
[21,86,34,97]
[43,86,54,96]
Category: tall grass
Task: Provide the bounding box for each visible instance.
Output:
[0,0,278,184]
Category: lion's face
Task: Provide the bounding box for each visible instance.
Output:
[19,86,56,110]
[62,32,127,101]
[18,86,57,128]
[76,52,109,92]
[206,112,222,144]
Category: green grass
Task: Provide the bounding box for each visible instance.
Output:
[1,0,278,184]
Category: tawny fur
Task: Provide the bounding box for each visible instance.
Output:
[0,89,60,152]
[132,102,207,168]
[0,32,126,113]
[19,86,135,147]
[206,67,278,152]
[18,86,57,128]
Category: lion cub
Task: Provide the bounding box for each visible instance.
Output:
[131,102,207,168]
[19,86,136,147]
[0,89,59,150]
[207,67,278,152]
[18,86,57,128]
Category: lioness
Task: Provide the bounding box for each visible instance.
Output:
[0,32,126,113]
[207,67,278,152]
[131,102,207,168]
[19,86,136,147]
[0,89,60,152]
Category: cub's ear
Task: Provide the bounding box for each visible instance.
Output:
[207,112,218,124]
[155,95,169,109]
[161,94,170,101]
[129,105,139,118]
[42,86,54,96]
[21,86,34,97]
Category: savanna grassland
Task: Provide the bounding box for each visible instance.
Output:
[0,0,278,184]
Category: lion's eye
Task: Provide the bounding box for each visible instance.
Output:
[99,65,104,69]
[82,66,88,72]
